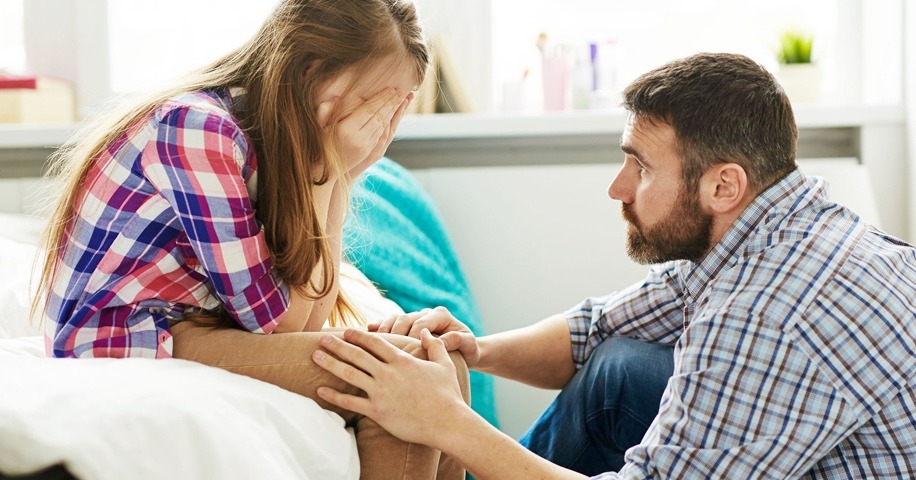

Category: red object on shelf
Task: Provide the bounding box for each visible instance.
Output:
[0,77,38,89]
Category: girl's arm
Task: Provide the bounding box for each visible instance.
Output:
[272,179,340,333]
[300,180,349,331]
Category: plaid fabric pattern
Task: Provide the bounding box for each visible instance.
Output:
[46,89,289,359]
[568,169,916,478]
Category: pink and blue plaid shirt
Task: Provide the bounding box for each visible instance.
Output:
[45,88,290,359]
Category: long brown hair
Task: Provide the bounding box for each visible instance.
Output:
[32,0,428,328]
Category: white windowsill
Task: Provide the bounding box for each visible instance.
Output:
[0,104,905,150]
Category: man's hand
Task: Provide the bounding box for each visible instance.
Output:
[313,328,468,448]
[369,306,481,368]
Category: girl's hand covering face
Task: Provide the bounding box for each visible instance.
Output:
[318,88,414,180]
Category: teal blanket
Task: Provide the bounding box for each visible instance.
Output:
[344,158,498,428]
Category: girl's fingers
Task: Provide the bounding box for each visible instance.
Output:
[406,319,432,339]
[389,309,430,336]
[353,88,400,130]
[374,314,400,334]
[405,307,460,339]
[365,99,401,137]
[385,92,413,141]
[420,329,450,365]
[392,92,414,128]
[405,309,442,339]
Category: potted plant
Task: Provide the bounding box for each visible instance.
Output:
[774,29,821,103]
[777,29,814,65]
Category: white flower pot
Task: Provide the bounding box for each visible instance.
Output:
[776,63,822,104]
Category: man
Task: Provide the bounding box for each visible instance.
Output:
[311,52,916,478]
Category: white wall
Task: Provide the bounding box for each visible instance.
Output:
[22,0,110,118]
[906,1,916,241]
[412,163,640,439]
[0,0,26,74]
[0,177,48,216]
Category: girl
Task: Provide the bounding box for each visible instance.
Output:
[32,0,467,478]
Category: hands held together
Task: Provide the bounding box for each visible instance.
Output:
[312,306,477,447]
[368,306,480,368]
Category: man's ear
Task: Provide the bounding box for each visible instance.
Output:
[700,163,749,214]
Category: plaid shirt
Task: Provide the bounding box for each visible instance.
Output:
[46,88,289,359]
[568,169,916,479]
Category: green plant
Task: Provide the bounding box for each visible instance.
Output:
[777,30,814,64]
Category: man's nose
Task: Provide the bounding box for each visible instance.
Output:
[607,166,632,203]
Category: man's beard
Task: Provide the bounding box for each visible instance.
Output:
[622,188,713,264]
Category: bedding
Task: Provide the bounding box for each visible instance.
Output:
[0,336,359,480]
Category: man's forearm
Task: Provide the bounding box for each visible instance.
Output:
[475,314,576,389]
[435,404,587,480]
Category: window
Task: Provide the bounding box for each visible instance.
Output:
[107,0,279,94]
[0,0,26,75]
[428,0,901,111]
[490,0,844,108]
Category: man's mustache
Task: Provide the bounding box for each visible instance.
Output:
[621,204,639,229]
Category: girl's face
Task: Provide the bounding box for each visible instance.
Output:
[315,57,419,126]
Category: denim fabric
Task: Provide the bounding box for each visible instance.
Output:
[519,337,674,476]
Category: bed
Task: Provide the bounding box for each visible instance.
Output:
[0,158,497,479]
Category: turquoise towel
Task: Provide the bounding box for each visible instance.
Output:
[344,158,498,428]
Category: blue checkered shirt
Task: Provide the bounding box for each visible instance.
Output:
[567,169,916,479]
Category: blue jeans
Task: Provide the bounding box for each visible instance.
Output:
[519,337,674,476]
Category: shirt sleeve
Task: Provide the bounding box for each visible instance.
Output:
[595,310,865,479]
[565,261,686,368]
[141,104,289,334]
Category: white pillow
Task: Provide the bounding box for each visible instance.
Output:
[0,236,42,339]
[0,213,45,246]
[337,262,405,325]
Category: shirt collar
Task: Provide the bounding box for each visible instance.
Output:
[223,86,247,114]
[678,168,822,301]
